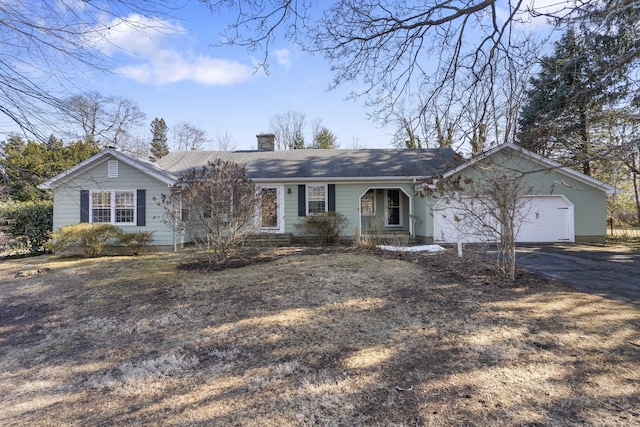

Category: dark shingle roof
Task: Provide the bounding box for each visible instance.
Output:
[155,148,459,180]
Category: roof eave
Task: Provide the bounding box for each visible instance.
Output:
[251,175,431,183]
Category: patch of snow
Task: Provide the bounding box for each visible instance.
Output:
[377,245,445,253]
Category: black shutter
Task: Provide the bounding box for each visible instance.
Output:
[136,190,146,226]
[298,185,306,217]
[80,190,89,223]
[328,184,336,211]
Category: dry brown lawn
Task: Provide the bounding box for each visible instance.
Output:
[0,247,639,426]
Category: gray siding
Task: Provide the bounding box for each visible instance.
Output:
[52,156,183,247]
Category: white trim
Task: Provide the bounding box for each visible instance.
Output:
[89,189,137,226]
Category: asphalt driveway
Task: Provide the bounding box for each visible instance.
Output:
[515,245,640,304]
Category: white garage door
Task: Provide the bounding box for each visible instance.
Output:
[516,196,574,243]
[433,195,574,243]
[433,197,499,244]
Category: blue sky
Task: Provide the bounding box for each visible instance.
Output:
[2,1,560,151]
[80,3,393,150]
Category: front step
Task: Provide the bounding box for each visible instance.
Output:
[247,233,292,246]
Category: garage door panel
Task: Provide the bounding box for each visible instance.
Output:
[434,198,500,243]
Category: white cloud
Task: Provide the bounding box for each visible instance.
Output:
[94,14,251,86]
[274,49,292,70]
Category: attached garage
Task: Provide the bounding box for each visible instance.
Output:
[433,195,575,244]
[424,144,617,245]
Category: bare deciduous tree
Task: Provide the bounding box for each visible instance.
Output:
[213,130,238,151]
[62,91,146,149]
[205,2,548,117]
[269,111,306,149]
[0,1,179,141]
[203,0,638,154]
[171,122,209,151]
[427,151,537,281]
[157,159,275,263]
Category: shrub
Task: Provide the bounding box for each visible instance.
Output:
[0,200,53,253]
[49,224,155,257]
[118,231,154,255]
[296,211,348,244]
[49,223,122,257]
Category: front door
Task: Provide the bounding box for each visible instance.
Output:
[385,189,401,227]
[259,186,284,232]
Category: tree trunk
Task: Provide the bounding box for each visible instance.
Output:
[579,110,591,176]
[633,164,640,226]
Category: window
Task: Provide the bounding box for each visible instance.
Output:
[91,192,111,223]
[361,190,376,216]
[90,190,136,224]
[115,191,135,223]
[307,185,326,215]
[107,160,118,178]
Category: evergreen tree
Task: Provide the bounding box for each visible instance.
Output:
[292,130,306,150]
[149,118,169,162]
[310,127,339,149]
[518,26,636,176]
[1,135,100,201]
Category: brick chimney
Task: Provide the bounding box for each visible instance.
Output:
[257,133,276,151]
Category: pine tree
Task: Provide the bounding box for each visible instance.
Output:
[149,118,169,162]
[310,127,339,149]
[517,27,633,176]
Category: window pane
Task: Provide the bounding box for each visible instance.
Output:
[92,209,111,223]
[115,192,134,207]
[92,192,111,223]
[361,190,375,215]
[115,191,135,223]
[307,185,326,214]
[115,208,135,223]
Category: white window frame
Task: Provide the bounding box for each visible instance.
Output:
[107,160,118,178]
[360,189,376,216]
[306,184,328,215]
[89,190,136,225]
[385,189,402,227]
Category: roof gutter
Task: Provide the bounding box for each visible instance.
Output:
[251,175,432,183]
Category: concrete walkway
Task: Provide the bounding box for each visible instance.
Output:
[515,245,640,304]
